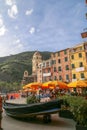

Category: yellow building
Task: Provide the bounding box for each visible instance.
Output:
[70,42,87,81]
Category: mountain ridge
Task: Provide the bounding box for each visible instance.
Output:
[0,51,52,83]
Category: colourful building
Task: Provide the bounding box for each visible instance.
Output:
[70,42,87,81]
[22,42,87,84]
[51,48,72,82]
[37,59,52,82]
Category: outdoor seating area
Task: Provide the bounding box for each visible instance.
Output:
[22,80,87,102]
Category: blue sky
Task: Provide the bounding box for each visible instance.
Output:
[0,0,87,57]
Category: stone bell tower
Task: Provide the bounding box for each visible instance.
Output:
[32,51,42,75]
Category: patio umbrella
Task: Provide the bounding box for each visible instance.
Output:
[42,81,53,89]
[42,80,68,89]
[68,80,87,88]
[23,82,42,90]
[49,80,68,89]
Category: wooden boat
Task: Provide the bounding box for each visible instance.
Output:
[3,99,63,121]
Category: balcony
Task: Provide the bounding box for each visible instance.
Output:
[43,72,51,77]
[75,67,84,72]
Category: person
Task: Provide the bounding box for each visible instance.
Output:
[0,95,3,130]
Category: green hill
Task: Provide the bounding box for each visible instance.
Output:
[0,51,51,83]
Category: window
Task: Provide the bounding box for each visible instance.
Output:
[54,60,56,64]
[79,53,82,58]
[54,76,57,80]
[65,57,68,62]
[58,59,61,63]
[73,74,76,79]
[48,68,50,72]
[81,73,85,78]
[59,75,62,80]
[80,47,82,50]
[58,66,62,71]
[52,60,56,64]
[51,60,54,65]
[43,63,45,67]
[79,62,83,67]
[66,75,69,80]
[72,64,75,69]
[66,65,69,70]
[71,55,74,59]
[54,67,56,72]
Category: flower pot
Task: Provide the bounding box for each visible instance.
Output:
[59,110,73,119]
[76,124,87,130]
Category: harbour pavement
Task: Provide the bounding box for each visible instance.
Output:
[2,98,76,130]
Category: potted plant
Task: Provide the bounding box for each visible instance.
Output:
[66,96,87,130]
[58,95,74,119]
[59,95,87,130]
[74,99,87,130]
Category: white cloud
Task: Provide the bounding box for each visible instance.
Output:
[13,39,23,49]
[16,39,20,43]
[29,27,35,34]
[5,0,15,6]
[0,32,25,56]
[0,26,7,36]
[17,43,23,48]
[0,41,24,57]
[10,42,24,54]
[0,19,3,27]
[8,4,18,18]
[0,17,7,36]
[25,9,33,16]
[14,25,18,30]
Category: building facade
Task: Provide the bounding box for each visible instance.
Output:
[70,42,87,81]
[51,48,72,82]
[21,42,87,84]
[21,70,34,85]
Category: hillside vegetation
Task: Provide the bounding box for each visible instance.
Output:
[0,51,51,83]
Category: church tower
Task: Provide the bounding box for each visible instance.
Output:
[32,51,42,74]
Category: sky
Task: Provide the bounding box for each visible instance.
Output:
[0,0,87,57]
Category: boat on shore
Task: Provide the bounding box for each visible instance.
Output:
[3,99,63,121]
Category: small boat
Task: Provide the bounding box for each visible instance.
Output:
[3,99,63,122]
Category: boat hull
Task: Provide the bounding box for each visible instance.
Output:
[3,99,63,118]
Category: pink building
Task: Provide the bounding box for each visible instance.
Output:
[51,48,72,82]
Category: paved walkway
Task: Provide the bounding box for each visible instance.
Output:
[2,112,76,130]
[6,97,27,104]
[2,98,76,130]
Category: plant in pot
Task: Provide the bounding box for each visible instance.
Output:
[68,96,87,130]
[75,100,87,130]
[58,95,74,119]
[59,95,87,129]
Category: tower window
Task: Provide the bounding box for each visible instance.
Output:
[79,53,82,58]
[71,55,74,59]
